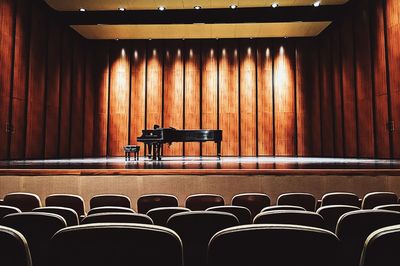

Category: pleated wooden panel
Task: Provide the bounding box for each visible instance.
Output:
[184,40,201,156]
[108,42,130,156]
[239,39,257,156]
[84,47,94,157]
[44,23,61,159]
[25,2,47,159]
[371,0,391,158]
[354,0,375,158]
[219,40,239,156]
[201,40,218,156]
[130,41,146,151]
[273,41,296,156]
[163,40,184,156]
[0,0,15,160]
[9,0,31,160]
[256,40,274,156]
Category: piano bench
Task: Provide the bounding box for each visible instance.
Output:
[124,145,140,161]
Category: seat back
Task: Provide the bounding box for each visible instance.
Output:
[4,193,41,212]
[185,194,224,211]
[33,207,79,226]
[316,205,359,232]
[81,213,153,225]
[261,205,306,212]
[45,194,85,217]
[0,205,21,219]
[208,224,340,266]
[50,223,183,266]
[167,211,238,266]
[362,192,398,209]
[231,193,270,218]
[147,207,190,226]
[321,192,360,207]
[336,210,400,266]
[90,194,131,209]
[253,210,325,229]
[0,225,32,266]
[137,194,178,214]
[374,204,400,212]
[207,206,252,225]
[277,193,316,211]
[1,212,67,266]
[88,206,135,216]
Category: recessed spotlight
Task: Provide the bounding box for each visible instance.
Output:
[313,1,321,7]
[115,38,119,41]
[158,6,166,11]
[230,4,238,9]
[118,7,126,11]
[271,3,279,8]
[194,5,202,10]
[79,8,86,12]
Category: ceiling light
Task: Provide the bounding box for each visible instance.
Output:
[158,6,166,11]
[118,7,126,11]
[194,5,202,10]
[79,8,86,12]
[271,3,279,8]
[230,4,238,9]
[313,1,321,7]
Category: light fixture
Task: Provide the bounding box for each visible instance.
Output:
[118,7,126,11]
[79,8,86,12]
[158,6,166,11]
[313,1,321,7]
[194,5,202,10]
[230,4,238,9]
[115,38,119,41]
[271,3,279,8]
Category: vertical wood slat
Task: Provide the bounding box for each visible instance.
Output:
[83,44,94,157]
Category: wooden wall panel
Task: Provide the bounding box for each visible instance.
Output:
[163,40,184,156]
[201,40,218,156]
[108,42,130,156]
[83,46,94,157]
[239,39,257,156]
[0,0,15,159]
[273,41,296,156]
[184,40,201,156]
[257,40,274,156]
[25,2,47,159]
[219,40,239,156]
[44,23,61,159]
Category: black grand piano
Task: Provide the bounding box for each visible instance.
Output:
[137,125,222,160]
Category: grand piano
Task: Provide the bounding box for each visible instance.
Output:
[137,126,222,160]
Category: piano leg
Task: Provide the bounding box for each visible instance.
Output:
[147,144,152,159]
[152,144,157,160]
[157,144,162,161]
[217,141,221,160]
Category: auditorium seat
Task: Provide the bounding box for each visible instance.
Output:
[0,225,32,266]
[185,194,224,211]
[360,224,400,266]
[90,194,131,209]
[277,193,316,211]
[207,205,252,225]
[50,223,183,266]
[137,194,178,214]
[45,194,85,217]
[167,211,238,266]
[147,207,190,226]
[81,212,153,225]
[231,193,270,218]
[374,204,400,212]
[253,210,325,229]
[321,192,360,207]
[361,192,398,209]
[261,205,306,212]
[336,210,400,266]
[88,206,135,215]
[3,193,41,212]
[33,206,79,226]
[208,224,340,266]
[316,205,359,232]
[1,212,67,266]
[0,205,21,219]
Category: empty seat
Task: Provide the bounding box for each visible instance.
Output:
[0,225,32,266]
[261,205,306,212]
[33,207,79,226]
[45,194,85,217]
[167,211,238,266]
[336,210,400,266]
[253,210,325,229]
[50,223,183,266]
[277,193,316,211]
[207,206,252,225]
[90,194,131,209]
[231,193,270,218]
[137,194,178,214]
[185,194,224,211]
[3,193,41,212]
[321,192,360,207]
[147,207,190,226]
[208,224,341,266]
[81,213,153,225]
[316,205,359,232]
[0,205,21,219]
[1,212,67,266]
[360,224,400,266]
[362,192,398,209]
[88,206,135,216]
[374,204,400,212]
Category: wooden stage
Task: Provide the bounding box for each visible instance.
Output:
[1,157,400,210]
